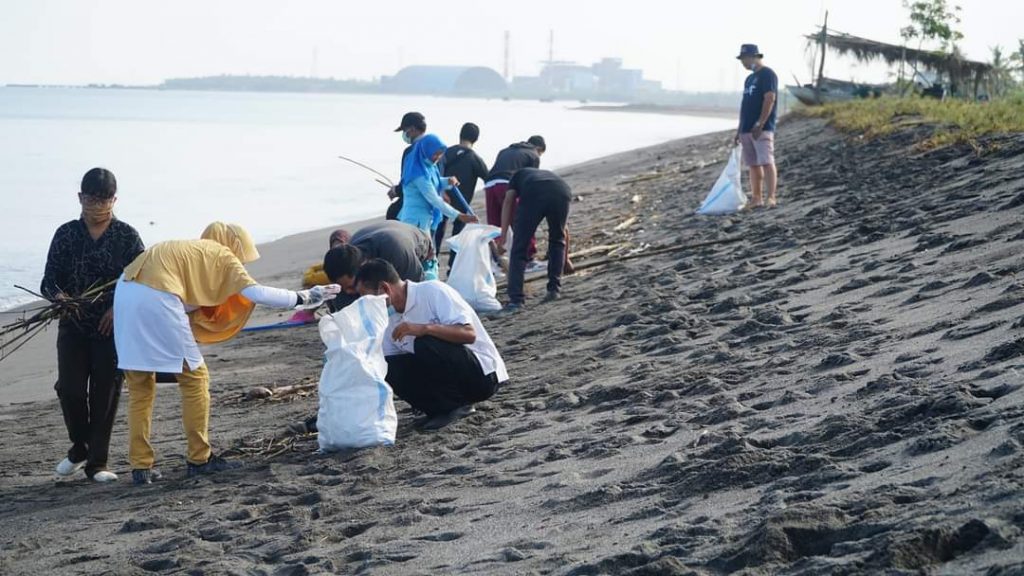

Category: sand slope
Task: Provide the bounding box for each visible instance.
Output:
[1,117,1023,575]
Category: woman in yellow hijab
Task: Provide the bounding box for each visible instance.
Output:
[113,222,339,485]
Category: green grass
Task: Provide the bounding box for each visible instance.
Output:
[799,95,1024,150]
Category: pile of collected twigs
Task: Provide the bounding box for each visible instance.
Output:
[0,280,114,362]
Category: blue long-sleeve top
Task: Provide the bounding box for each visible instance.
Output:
[400,134,458,224]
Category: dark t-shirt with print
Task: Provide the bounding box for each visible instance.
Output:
[739,66,779,133]
[41,218,145,338]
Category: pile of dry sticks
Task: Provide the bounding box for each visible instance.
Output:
[0,280,115,362]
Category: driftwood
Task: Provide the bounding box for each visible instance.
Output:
[613,216,638,231]
[243,382,317,401]
[618,172,666,186]
[223,434,303,460]
[568,243,629,260]
[502,235,745,288]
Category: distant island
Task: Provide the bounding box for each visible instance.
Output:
[6,57,748,110]
[158,75,379,94]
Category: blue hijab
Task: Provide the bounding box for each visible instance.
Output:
[401,134,446,189]
[401,134,448,230]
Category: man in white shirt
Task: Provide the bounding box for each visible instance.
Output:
[355,259,508,430]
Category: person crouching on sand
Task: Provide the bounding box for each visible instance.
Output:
[42,168,145,483]
[113,222,340,485]
[355,259,507,430]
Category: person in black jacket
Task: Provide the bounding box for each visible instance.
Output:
[436,122,489,271]
[41,168,145,483]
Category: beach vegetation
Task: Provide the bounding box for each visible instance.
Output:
[799,95,1024,150]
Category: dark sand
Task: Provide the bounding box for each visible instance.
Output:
[2,116,1024,575]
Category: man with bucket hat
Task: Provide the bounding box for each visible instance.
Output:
[733,43,779,208]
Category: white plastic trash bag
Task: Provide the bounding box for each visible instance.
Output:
[317,294,397,450]
[696,146,747,215]
[446,223,503,312]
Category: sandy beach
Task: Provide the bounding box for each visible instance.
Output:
[2,115,1024,575]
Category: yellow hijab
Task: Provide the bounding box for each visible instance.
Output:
[123,222,261,343]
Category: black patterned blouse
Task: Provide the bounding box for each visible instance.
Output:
[40,218,145,337]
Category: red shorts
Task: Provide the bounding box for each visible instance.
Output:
[485,182,536,259]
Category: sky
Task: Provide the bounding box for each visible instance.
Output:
[2,0,1021,92]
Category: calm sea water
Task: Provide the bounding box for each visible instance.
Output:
[0,87,733,310]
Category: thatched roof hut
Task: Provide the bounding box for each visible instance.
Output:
[806,30,992,97]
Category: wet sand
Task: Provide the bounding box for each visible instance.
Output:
[2,116,1024,575]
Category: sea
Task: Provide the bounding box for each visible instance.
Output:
[0,87,734,310]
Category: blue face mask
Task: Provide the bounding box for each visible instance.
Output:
[386,305,397,316]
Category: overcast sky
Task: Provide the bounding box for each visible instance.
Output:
[2,0,1020,92]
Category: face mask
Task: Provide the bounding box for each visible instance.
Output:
[82,204,113,223]
[386,305,397,316]
[401,131,413,145]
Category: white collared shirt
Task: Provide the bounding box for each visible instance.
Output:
[384,281,509,383]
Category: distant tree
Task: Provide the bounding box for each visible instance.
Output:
[898,0,965,96]
[987,46,1014,97]
[900,0,964,54]
[1012,39,1024,84]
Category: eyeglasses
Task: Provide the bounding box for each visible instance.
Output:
[79,194,115,206]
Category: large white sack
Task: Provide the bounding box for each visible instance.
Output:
[446,223,502,312]
[317,294,397,450]
[696,146,747,215]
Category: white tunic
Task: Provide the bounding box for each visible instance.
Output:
[114,278,203,373]
[114,278,298,374]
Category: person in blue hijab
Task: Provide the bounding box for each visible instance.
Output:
[399,134,477,236]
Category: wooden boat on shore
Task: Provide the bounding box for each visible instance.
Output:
[786,77,887,106]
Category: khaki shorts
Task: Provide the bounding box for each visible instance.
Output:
[739,132,775,167]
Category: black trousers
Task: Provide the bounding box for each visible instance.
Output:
[436,188,476,272]
[385,336,499,417]
[55,327,122,476]
[507,185,571,305]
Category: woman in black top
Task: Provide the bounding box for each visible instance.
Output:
[41,168,145,483]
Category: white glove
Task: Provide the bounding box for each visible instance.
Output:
[295,284,342,310]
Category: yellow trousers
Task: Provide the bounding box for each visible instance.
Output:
[125,364,211,469]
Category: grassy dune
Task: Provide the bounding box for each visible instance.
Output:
[800,94,1024,149]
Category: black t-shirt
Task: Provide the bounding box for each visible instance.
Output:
[509,168,571,198]
[486,142,541,182]
[41,218,145,338]
[740,65,778,133]
[442,145,489,201]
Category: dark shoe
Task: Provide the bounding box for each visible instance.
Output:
[420,405,476,431]
[186,454,241,478]
[132,468,163,485]
[542,291,561,303]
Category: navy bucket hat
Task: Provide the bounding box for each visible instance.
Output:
[736,44,763,59]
